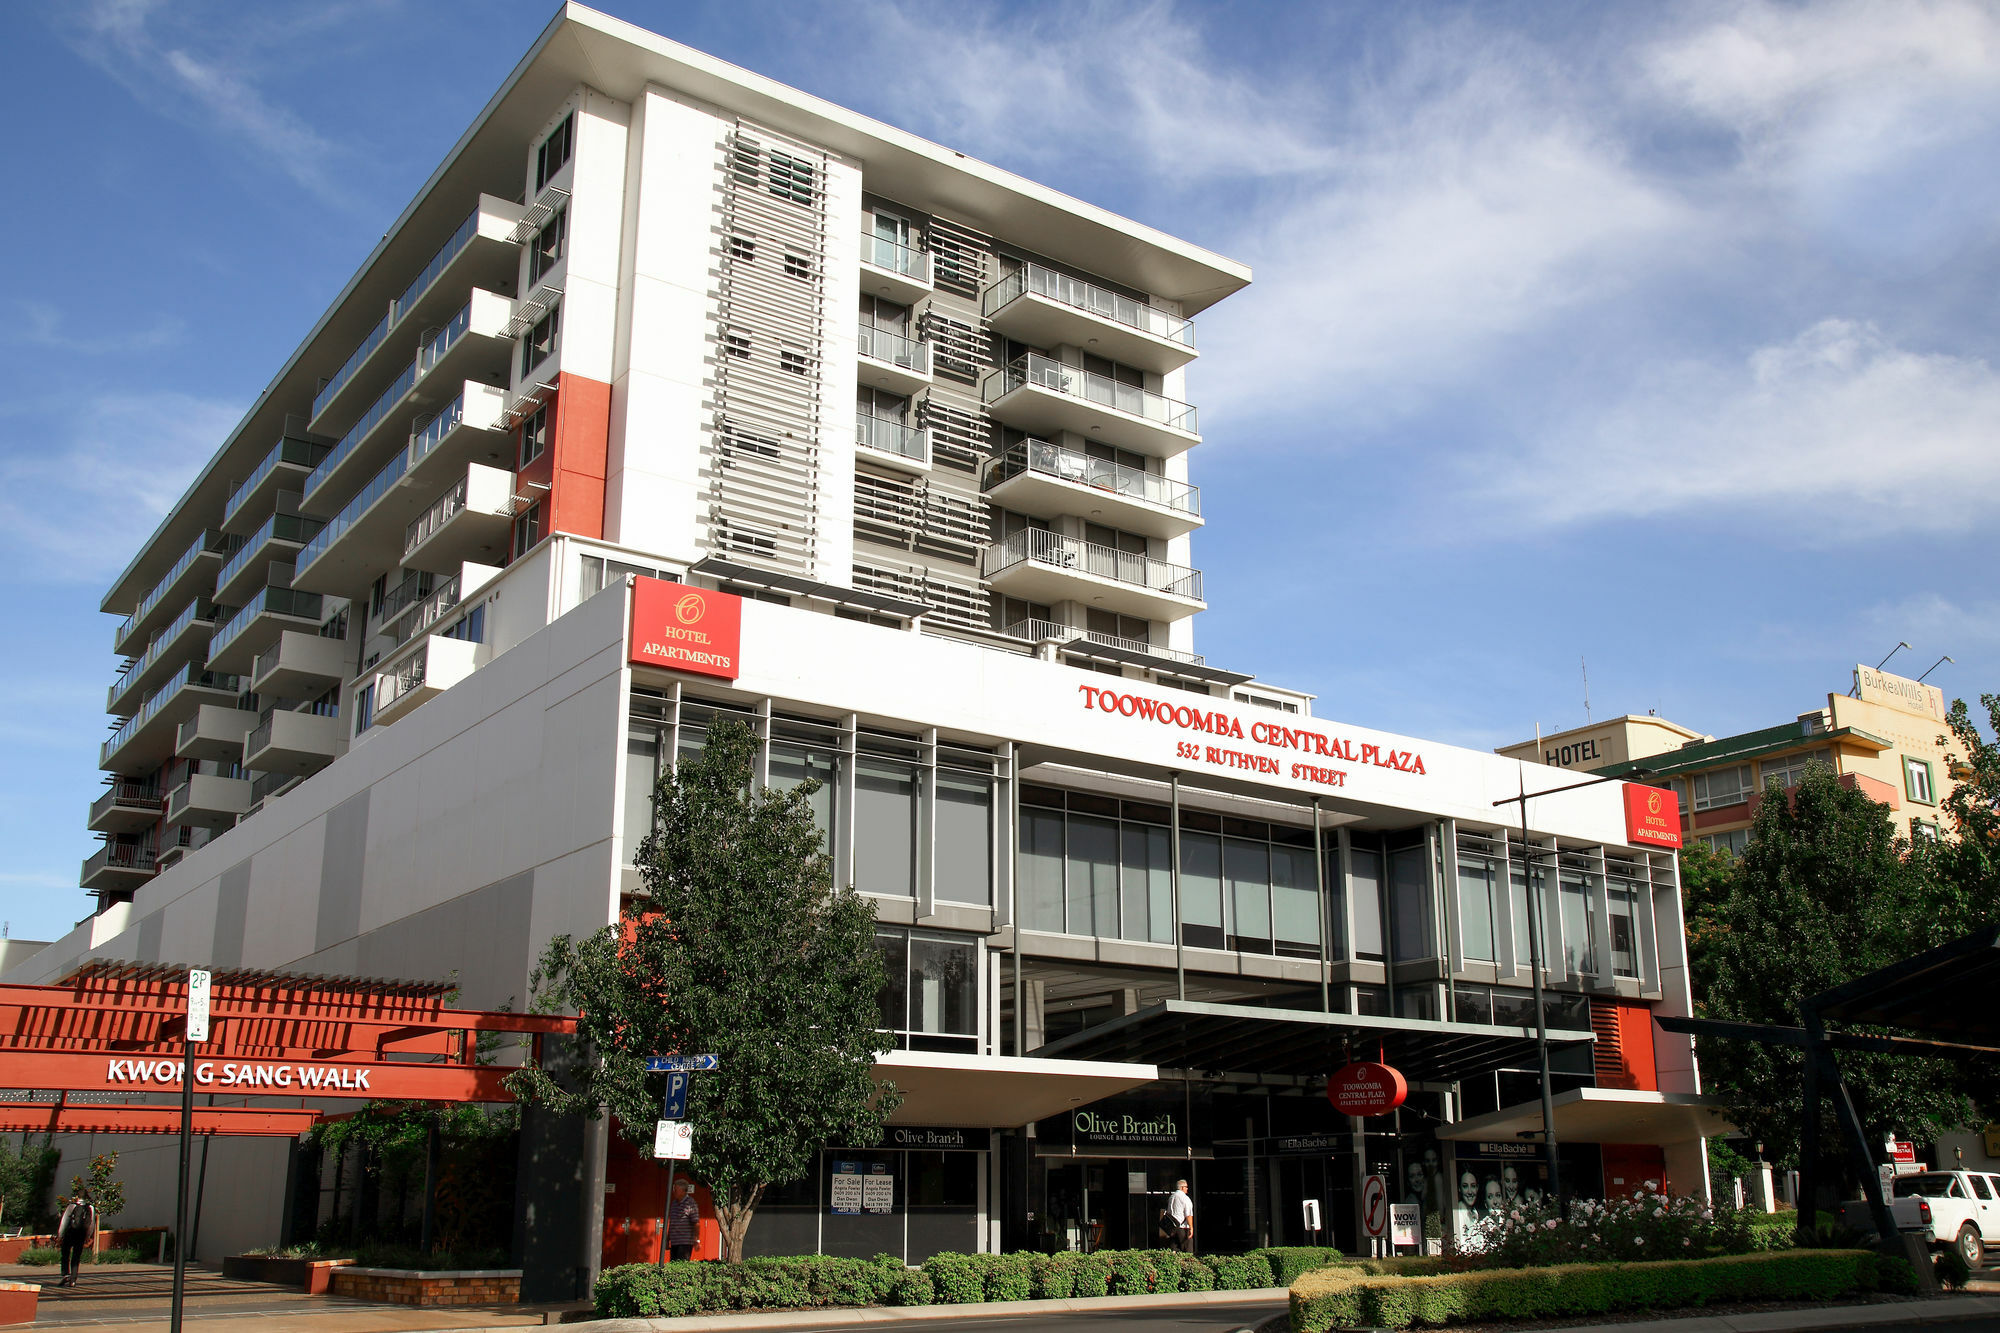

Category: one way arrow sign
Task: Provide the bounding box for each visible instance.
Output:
[645,1054,719,1073]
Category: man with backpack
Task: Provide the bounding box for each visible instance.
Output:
[57,1191,97,1287]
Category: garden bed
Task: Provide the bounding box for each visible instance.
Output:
[329,1266,521,1306]
[221,1254,354,1294]
[0,1280,36,1328]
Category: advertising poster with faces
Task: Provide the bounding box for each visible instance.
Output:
[1452,1142,1549,1237]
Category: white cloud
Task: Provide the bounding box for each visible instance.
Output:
[0,391,242,584]
[1488,318,2000,533]
[9,301,182,355]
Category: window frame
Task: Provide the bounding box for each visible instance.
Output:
[535,112,574,194]
[1904,755,1936,805]
[528,206,568,287]
[518,403,550,469]
[521,303,561,379]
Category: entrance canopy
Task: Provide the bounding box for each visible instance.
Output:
[877,1050,1157,1127]
[1437,1088,1734,1146]
[1029,999,1592,1084]
[1815,922,2000,1043]
[0,1100,321,1137]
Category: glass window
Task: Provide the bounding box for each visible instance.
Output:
[875,927,908,1036]
[1458,857,1497,962]
[1905,756,1935,805]
[513,501,542,555]
[1701,828,1751,856]
[1180,832,1224,950]
[1066,816,1120,938]
[1271,844,1319,957]
[623,729,658,857]
[1354,985,1388,1017]
[1510,852,1548,971]
[1390,845,1431,962]
[1759,750,1826,790]
[769,740,836,848]
[522,303,560,378]
[1398,988,1435,1021]
[935,771,992,906]
[1225,837,1272,954]
[1120,823,1173,945]
[535,112,574,193]
[855,757,916,896]
[1560,873,1595,976]
[519,403,550,468]
[1019,810,1065,932]
[529,207,567,286]
[1608,880,1640,978]
[909,933,978,1041]
[1492,988,1537,1028]
[1453,984,1492,1024]
[1691,765,1753,811]
[1971,1176,1993,1201]
[1350,845,1385,962]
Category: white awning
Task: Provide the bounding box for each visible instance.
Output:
[874,1050,1157,1129]
[1437,1088,1735,1146]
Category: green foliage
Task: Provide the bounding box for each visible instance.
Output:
[921,1251,985,1303]
[1467,1190,1756,1266]
[1030,1251,1078,1299]
[60,1153,124,1222]
[1105,1248,1155,1293]
[1935,1244,1973,1290]
[93,1247,145,1265]
[1693,766,1978,1165]
[16,1249,57,1266]
[508,720,897,1261]
[1178,1254,1215,1291]
[1746,1211,1798,1251]
[888,1269,933,1305]
[1207,1251,1276,1289]
[594,1254,913,1318]
[1071,1250,1112,1296]
[1252,1245,1352,1284]
[0,1135,62,1230]
[1290,1249,1895,1332]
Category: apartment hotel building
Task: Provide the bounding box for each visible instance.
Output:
[12,5,1722,1296]
[1498,663,1960,857]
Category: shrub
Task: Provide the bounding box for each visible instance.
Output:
[982,1252,1034,1302]
[1290,1249,1894,1332]
[922,1251,985,1304]
[1747,1211,1798,1251]
[888,1269,934,1305]
[1031,1252,1078,1299]
[1936,1246,1973,1291]
[16,1248,57,1266]
[1071,1250,1112,1297]
[1208,1252,1276,1290]
[1178,1255,1215,1291]
[1467,1189,1758,1266]
[1254,1246,1351,1284]
[1105,1249,1155,1294]
[94,1247,145,1265]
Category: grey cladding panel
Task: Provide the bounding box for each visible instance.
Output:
[212,860,251,968]
[136,913,163,963]
[315,791,370,952]
[352,872,536,1009]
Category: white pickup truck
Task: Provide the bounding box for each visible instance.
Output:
[1884,1170,2000,1264]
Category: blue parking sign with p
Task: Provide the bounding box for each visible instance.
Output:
[661,1069,689,1120]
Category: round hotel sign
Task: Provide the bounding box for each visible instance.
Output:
[1327,1061,1407,1117]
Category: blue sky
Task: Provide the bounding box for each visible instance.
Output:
[2,0,1996,943]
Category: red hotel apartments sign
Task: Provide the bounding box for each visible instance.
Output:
[1622,784,1683,850]
[631,579,742,680]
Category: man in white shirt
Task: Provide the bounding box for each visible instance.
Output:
[1163,1179,1194,1252]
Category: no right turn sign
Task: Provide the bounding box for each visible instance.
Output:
[1361,1173,1389,1238]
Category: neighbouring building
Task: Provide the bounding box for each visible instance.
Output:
[11,4,1721,1297]
[1497,665,1961,856]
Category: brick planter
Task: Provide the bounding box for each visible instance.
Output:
[223,1255,355,1294]
[330,1267,522,1306]
[0,1236,50,1265]
[0,1280,38,1328]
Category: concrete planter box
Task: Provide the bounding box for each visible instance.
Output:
[0,1237,50,1264]
[330,1267,522,1306]
[222,1255,355,1294]
[0,1280,38,1327]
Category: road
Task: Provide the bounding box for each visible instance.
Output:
[859,1301,1283,1333]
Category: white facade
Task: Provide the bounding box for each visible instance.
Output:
[24,3,1703,1283]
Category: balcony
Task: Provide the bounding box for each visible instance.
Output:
[102,665,240,771]
[402,464,513,573]
[207,586,324,673]
[108,597,224,715]
[302,292,514,517]
[87,781,164,835]
[112,532,227,657]
[982,440,1201,540]
[859,231,933,305]
[998,619,1208,669]
[855,414,931,473]
[308,198,523,433]
[242,767,302,819]
[381,564,496,647]
[81,842,156,893]
[167,774,252,830]
[175,704,258,763]
[294,383,509,595]
[982,263,1197,375]
[856,324,931,397]
[154,824,204,871]
[370,634,478,727]
[245,708,343,778]
[982,353,1199,459]
[981,528,1204,622]
[223,435,332,533]
[215,512,324,605]
[251,629,348,698]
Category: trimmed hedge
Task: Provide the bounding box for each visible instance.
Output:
[1290,1249,1915,1332]
[1253,1245,1350,1284]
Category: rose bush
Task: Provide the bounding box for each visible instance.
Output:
[1465,1185,1755,1267]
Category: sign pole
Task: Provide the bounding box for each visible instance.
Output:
[1517,775,1563,1206]
[660,1159,676,1267]
[170,968,208,1333]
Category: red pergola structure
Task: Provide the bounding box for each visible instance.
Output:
[0,960,576,1134]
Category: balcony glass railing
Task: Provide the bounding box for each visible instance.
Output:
[983,353,1197,435]
[395,208,479,324]
[982,440,1199,516]
[304,357,419,503]
[312,311,391,422]
[225,436,332,525]
[102,664,240,766]
[405,477,467,557]
[857,324,929,375]
[211,587,325,661]
[983,263,1194,348]
[375,642,431,712]
[981,528,1202,601]
[297,446,409,574]
[398,574,463,645]
[116,532,226,647]
[862,231,931,282]
[375,570,435,630]
[407,393,466,470]
[217,513,325,591]
[416,301,472,376]
[856,414,928,462]
[111,598,223,707]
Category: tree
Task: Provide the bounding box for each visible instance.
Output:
[506,719,898,1261]
[1930,693,2000,901]
[1695,766,1975,1170]
[66,1153,124,1222]
[1675,839,1739,1001]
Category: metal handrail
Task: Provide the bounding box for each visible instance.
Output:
[857,323,929,375]
[861,231,931,282]
[982,262,1194,348]
[855,414,929,462]
[982,353,1197,434]
[982,439,1198,515]
[981,528,1202,601]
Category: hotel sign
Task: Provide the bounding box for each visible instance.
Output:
[1853,666,1945,721]
[1622,784,1682,850]
[630,578,742,680]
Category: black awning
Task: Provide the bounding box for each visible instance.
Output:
[1816,922,2000,1041]
[690,556,931,620]
[1057,638,1254,687]
[1028,999,1591,1084]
